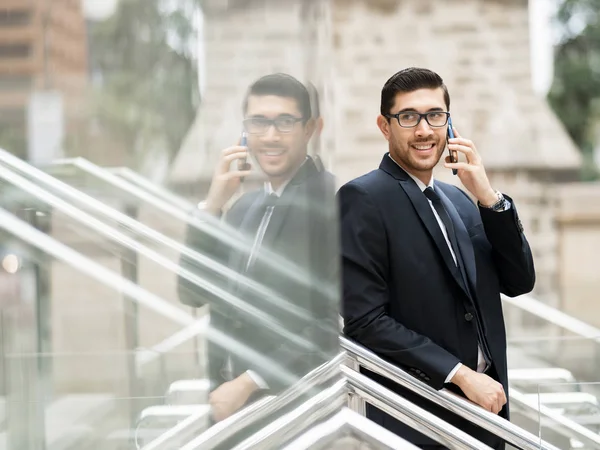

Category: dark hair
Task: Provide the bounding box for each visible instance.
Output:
[243,73,312,121]
[380,67,450,116]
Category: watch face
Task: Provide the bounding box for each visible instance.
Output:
[492,195,506,211]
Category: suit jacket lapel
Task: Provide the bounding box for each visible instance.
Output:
[380,154,465,291]
[397,177,462,283]
[436,184,478,296]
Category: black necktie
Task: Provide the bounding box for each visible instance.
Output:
[424,187,493,369]
[423,187,461,265]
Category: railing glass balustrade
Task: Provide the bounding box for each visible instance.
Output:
[0,207,204,449]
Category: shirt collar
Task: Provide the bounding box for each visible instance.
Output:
[387,154,434,192]
[265,156,309,197]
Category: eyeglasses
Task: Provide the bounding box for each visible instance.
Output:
[385,111,450,128]
[243,116,304,134]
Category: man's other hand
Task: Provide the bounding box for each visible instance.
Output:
[451,365,507,414]
[209,372,259,422]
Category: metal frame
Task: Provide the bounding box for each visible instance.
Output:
[143,353,346,450]
[342,367,492,450]
[281,408,421,450]
[341,336,562,450]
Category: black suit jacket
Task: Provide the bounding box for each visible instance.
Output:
[339,154,535,448]
[179,158,339,393]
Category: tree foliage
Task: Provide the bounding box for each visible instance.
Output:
[548,0,600,179]
[78,0,201,168]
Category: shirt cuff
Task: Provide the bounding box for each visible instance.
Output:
[245,370,269,390]
[445,362,462,384]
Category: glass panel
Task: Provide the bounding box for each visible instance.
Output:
[510,378,600,450]
[504,300,600,384]
[0,0,342,447]
[505,301,600,449]
[0,208,202,449]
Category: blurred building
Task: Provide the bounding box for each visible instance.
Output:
[0,0,88,159]
[170,0,588,312]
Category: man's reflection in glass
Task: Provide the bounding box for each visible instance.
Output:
[178,73,338,423]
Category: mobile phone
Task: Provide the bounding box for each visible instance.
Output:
[447,116,457,175]
[238,131,251,181]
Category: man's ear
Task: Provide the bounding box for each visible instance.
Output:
[377,115,391,141]
[304,118,316,141]
[315,117,324,136]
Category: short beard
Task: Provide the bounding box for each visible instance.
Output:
[391,142,444,173]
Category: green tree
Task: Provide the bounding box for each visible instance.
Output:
[76,0,201,168]
[548,0,600,180]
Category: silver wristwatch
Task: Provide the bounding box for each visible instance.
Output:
[479,191,507,212]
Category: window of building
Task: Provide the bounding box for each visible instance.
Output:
[0,44,31,58]
[0,10,32,27]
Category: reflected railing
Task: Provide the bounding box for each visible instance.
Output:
[0,159,322,371]
[0,150,336,331]
[107,166,195,213]
[41,157,337,303]
[0,159,338,447]
[0,206,199,448]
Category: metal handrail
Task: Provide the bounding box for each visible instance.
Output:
[228,378,348,450]
[140,396,276,450]
[341,336,562,450]
[146,352,346,450]
[281,408,420,450]
[177,357,492,450]
[502,293,600,343]
[341,366,492,450]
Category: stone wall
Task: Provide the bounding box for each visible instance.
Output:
[555,183,600,328]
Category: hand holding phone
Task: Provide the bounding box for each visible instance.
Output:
[447,116,457,175]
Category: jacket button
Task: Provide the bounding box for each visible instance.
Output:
[464,313,474,321]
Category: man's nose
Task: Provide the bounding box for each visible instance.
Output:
[262,124,281,141]
[415,118,433,137]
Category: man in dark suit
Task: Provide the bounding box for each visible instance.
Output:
[339,67,535,449]
[178,73,339,423]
